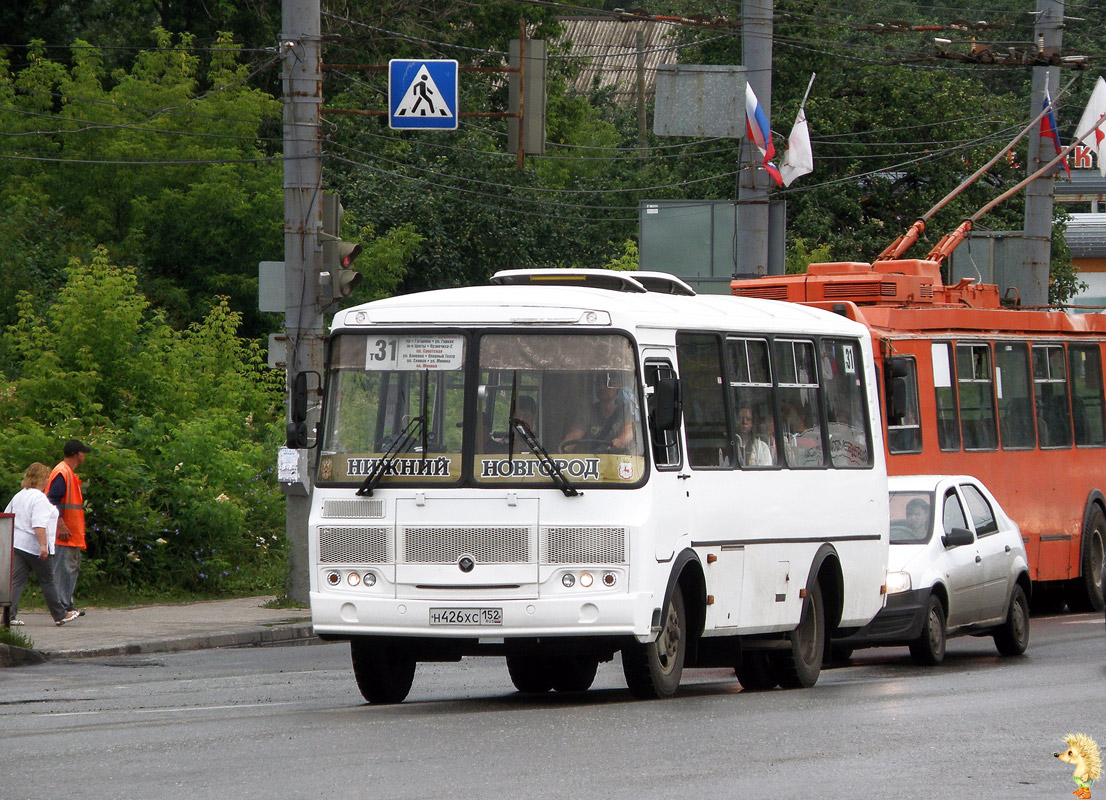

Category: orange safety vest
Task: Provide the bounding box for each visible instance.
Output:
[49,460,86,549]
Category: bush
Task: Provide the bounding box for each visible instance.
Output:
[0,248,286,595]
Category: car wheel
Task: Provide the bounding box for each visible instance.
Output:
[350,637,417,704]
[506,655,554,693]
[994,583,1030,656]
[909,594,947,666]
[622,584,686,699]
[1067,506,1106,612]
[735,651,778,691]
[773,581,825,688]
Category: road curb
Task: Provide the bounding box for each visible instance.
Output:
[1,622,318,664]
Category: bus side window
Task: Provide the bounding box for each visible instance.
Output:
[995,342,1034,449]
[887,356,922,454]
[775,339,824,468]
[1034,344,1073,449]
[677,333,734,469]
[727,338,777,468]
[645,361,683,468]
[1070,345,1106,447]
[822,338,872,466]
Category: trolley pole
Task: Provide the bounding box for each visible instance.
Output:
[1023,0,1064,306]
[281,0,324,603]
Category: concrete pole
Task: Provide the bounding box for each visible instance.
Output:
[1023,0,1064,306]
[281,0,324,603]
[738,0,774,277]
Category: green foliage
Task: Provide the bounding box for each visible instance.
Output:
[0,248,286,595]
[0,625,33,649]
[786,238,835,275]
[605,239,639,271]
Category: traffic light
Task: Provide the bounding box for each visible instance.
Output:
[318,193,363,312]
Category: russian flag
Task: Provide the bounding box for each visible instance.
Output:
[745,83,783,187]
[1040,87,1071,180]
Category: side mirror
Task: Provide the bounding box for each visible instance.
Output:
[653,377,682,431]
[287,371,319,448]
[941,527,974,548]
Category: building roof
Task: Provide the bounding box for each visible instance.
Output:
[555,17,679,104]
[1067,212,1106,258]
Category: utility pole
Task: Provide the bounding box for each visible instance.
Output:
[281,0,324,603]
[737,0,774,277]
[1023,0,1064,306]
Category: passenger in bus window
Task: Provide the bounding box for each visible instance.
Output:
[562,372,635,453]
[736,405,773,466]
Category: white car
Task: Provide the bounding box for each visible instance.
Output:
[836,474,1031,665]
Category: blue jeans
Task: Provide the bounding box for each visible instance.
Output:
[53,544,82,612]
[11,548,68,622]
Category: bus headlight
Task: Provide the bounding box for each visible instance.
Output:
[347,572,361,587]
[562,573,576,588]
[885,571,911,595]
[363,572,377,587]
[326,571,341,586]
[579,572,594,588]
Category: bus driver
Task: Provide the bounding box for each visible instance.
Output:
[561,372,635,453]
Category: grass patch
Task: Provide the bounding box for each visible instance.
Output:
[262,595,308,610]
[16,581,284,610]
[0,625,34,649]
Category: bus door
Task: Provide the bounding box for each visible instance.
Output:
[643,352,689,562]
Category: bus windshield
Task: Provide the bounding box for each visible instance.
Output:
[316,330,646,488]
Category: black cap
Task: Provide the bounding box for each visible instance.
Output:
[63,439,91,457]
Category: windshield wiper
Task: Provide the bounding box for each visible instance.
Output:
[509,418,580,498]
[356,415,425,497]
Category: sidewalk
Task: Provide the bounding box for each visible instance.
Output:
[1,596,314,666]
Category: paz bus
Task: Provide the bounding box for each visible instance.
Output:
[304,269,889,703]
[732,258,1106,612]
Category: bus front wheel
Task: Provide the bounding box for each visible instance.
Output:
[622,584,686,699]
[506,655,553,693]
[773,581,825,688]
[1067,506,1106,613]
[350,637,416,704]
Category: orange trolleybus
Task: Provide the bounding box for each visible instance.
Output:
[733,257,1106,612]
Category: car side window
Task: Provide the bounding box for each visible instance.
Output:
[942,490,970,535]
[960,483,999,536]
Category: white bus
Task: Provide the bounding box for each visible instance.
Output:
[306,269,889,703]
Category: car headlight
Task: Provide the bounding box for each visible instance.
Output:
[885,570,912,595]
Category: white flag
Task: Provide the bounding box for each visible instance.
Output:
[1075,76,1106,177]
[780,105,813,186]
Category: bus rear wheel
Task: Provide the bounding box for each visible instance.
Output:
[735,651,778,691]
[622,584,686,699]
[1067,506,1106,613]
[550,656,599,692]
[773,581,825,688]
[350,637,416,704]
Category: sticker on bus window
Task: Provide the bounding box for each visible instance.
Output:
[365,335,463,371]
[843,345,855,374]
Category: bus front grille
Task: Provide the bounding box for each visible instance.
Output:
[401,526,531,564]
[319,526,392,563]
[542,527,626,564]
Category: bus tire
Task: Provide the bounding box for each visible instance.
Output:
[773,581,825,688]
[909,594,946,666]
[506,655,554,693]
[550,656,599,692]
[622,584,686,699]
[994,583,1030,656]
[1067,506,1106,612]
[735,651,778,691]
[350,637,416,704]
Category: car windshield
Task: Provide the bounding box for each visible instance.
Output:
[889,490,934,544]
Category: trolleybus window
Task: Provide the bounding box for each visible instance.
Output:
[956,343,998,451]
[932,342,961,451]
[1069,345,1106,447]
[678,333,733,468]
[1033,344,1072,449]
[887,356,922,454]
[995,342,1035,450]
[775,339,824,468]
[821,338,872,467]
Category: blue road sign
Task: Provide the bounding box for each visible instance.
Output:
[389,59,459,130]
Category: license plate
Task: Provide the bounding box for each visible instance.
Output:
[429,607,503,626]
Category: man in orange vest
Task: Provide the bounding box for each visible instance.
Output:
[49,438,91,616]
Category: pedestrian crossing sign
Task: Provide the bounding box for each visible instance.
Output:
[388,59,459,130]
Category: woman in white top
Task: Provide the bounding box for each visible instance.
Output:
[6,462,79,626]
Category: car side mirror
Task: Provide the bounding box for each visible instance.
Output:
[941,527,974,548]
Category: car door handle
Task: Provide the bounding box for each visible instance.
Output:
[975,555,982,563]
[1005,545,1011,553]
[677,473,691,480]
